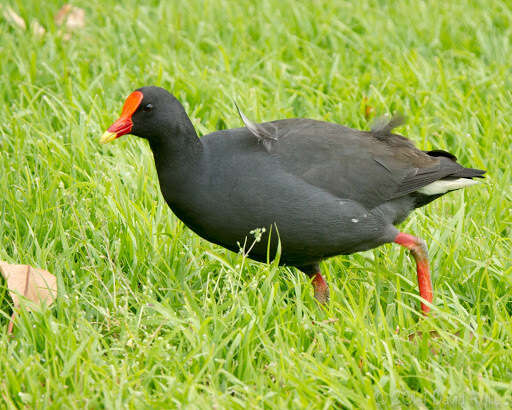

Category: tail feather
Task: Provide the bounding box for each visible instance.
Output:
[452,167,486,179]
[417,177,481,196]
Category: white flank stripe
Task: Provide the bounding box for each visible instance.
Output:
[417,178,480,196]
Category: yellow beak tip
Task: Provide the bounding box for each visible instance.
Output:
[99,131,117,145]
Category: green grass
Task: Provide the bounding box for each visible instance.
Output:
[0,0,511,407]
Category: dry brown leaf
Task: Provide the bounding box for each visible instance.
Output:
[1,6,45,37]
[363,96,374,120]
[408,330,440,341]
[55,4,85,30]
[407,330,440,355]
[2,6,27,30]
[0,261,57,335]
[0,262,57,309]
[31,20,46,37]
[311,317,338,325]
[54,4,72,25]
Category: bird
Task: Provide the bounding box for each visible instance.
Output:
[100,86,485,314]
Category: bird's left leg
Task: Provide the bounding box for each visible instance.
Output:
[299,264,330,304]
[310,272,330,304]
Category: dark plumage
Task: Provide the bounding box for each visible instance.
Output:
[100,86,485,313]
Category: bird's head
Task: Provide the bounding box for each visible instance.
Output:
[100,86,188,145]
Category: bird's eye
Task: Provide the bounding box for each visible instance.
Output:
[143,103,153,112]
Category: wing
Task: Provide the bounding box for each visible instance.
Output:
[241,115,483,209]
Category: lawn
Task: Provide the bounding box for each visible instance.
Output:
[0,0,511,408]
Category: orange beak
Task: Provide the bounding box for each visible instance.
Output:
[100,91,143,144]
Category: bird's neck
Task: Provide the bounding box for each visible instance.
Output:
[148,118,204,206]
[149,116,203,172]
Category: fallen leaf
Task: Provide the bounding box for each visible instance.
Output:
[54,4,71,25]
[312,317,338,325]
[31,20,45,37]
[2,6,46,37]
[363,97,374,120]
[55,4,85,30]
[407,330,475,356]
[408,330,440,341]
[2,6,26,30]
[0,261,57,335]
[407,331,440,355]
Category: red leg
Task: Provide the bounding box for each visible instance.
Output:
[310,272,330,304]
[394,232,433,314]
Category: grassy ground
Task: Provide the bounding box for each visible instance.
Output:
[0,0,511,408]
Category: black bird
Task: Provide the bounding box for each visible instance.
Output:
[100,86,485,313]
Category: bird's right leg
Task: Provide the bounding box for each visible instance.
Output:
[394,232,433,314]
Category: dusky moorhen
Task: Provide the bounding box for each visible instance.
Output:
[100,86,485,314]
